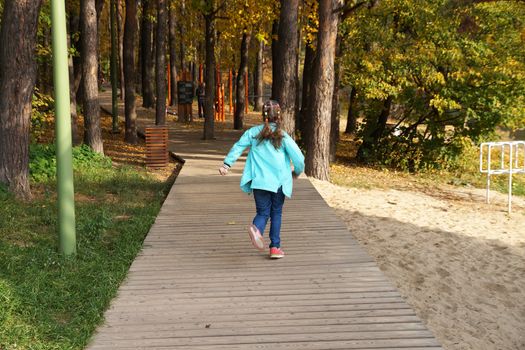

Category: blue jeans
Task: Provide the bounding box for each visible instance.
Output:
[252,188,285,248]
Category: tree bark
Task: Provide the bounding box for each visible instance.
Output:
[140,0,155,108]
[96,0,105,87]
[0,0,43,199]
[270,19,279,99]
[305,0,342,180]
[124,0,138,144]
[357,96,392,161]
[68,11,80,145]
[329,32,342,162]
[179,0,186,71]
[203,5,216,140]
[168,3,178,106]
[234,32,251,130]
[254,39,264,111]
[81,0,104,154]
[273,0,299,135]
[96,0,105,23]
[117,0,125,100]
[192,61,199,91]
[295,18,302,129]
[155,0,167,125]
[299,42,316,147]
[344,87,357,134]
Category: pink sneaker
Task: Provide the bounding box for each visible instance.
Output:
[269,247,284,259]
[248,224,265,251]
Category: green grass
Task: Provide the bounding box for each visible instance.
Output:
[0,155,172,349]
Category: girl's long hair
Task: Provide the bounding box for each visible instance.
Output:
[257,100,283,149]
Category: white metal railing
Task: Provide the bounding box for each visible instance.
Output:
[479,141,525,213]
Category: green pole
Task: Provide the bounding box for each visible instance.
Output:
[51,0,77,256]
[110,0,119,133]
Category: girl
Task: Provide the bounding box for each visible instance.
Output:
[219,100,305,259]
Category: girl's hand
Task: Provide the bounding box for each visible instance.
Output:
[219,164,230,176]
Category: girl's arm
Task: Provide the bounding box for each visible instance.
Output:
[283,134,305,175]
[223,129,253,168]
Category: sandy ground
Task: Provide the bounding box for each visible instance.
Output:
[311,178,525,350]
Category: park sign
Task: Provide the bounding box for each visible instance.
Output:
[177,81,194,105]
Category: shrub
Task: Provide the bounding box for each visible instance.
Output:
[29,144,112,183]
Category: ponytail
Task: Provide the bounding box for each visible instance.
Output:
[257,100,283,149]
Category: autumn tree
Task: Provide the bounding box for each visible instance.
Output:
[342,0,525,170]
[155,0,167,125]
[272,0,299,135]
[124,0,138,143]
[253,39,264,111]
[141,0,156,108]
[0,0,43,198]
[168,2,178,106]
[81,0,104,154]
[305,0,343,180]
[225,0,276,129]
[234,32,251,129]
[199,0,217,140]
[67,3,82,145]
[298,0,318,146]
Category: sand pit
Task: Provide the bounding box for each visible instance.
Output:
[311,179,525,350]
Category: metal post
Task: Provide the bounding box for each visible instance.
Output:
[51,0,77,256]
[110,0,119,133]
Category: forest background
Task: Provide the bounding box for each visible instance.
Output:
[0,0,524,349]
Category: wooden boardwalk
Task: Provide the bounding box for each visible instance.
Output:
[88,100,442,349]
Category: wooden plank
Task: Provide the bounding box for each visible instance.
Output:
[90,315,425,333]
[88,330,438,347]
[89,341,441,350]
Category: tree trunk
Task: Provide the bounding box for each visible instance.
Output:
[124,0,138,144]
[0,0,43,199]
[203,7,216,140]
[155,0,167,125]
[234,32,251,130]
[273,0,299,135]
[356,96,392,161]
[344,87,357,134]
[305,0,342,180]
[270,19,279,99]
[179,0,186,71]
[192,61,198,90]
[96,0,105,87]
[254,39,264,111]
[140,0,155,108]
[136,14,143,90]
[168,4,178,106]
[117,0,125,100]
[329,32,342,162]
[295,20,302,129]
[95,0,104,23]
[68,11,80,145]
[81,0,104,154]
[299,42,315,146]
[110,0,119,132]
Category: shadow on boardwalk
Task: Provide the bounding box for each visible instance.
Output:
[88,93,442,349]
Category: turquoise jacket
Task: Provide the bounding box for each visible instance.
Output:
[224,124,305,198]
